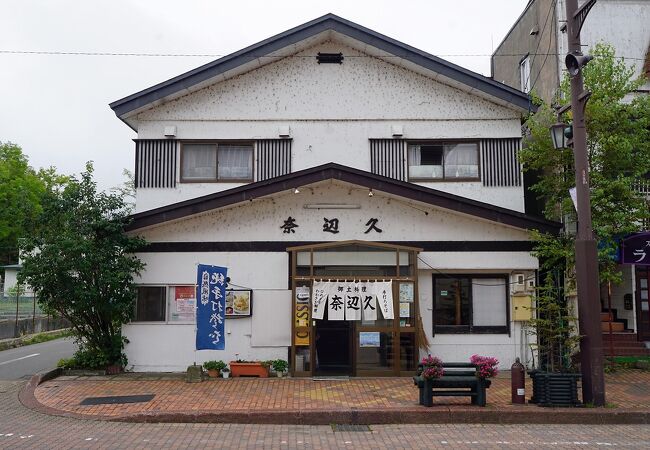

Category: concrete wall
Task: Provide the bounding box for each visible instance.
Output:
[133,40,524,213]
[492,0,560,104]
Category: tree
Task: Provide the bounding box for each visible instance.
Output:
[521,43,650,286]
[18,163,145,368]
[0,142,65,266]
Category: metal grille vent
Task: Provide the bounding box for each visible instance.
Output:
[317,52,344,64]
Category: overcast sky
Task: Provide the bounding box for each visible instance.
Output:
[1,0,527,190]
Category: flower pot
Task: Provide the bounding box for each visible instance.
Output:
[229,362,269,378]
[529,371,581,407]
[222,371,230,379]
[106,364,122,375]
[207,369,220,378]
[276,371,284,378]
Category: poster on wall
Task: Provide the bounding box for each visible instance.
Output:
[399,282,414,303]
[173,286,196,321]
[359,332,380,347]
[399,302,410,318]
[294,286,310,345]
[195,264,227,350]
[225,290,252,317]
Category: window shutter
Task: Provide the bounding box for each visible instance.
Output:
[370,139,406,181]
[480,138,522,187]
[256,139,292,181]
[135,140,177,188]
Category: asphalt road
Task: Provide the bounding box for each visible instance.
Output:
[0,337,76,380]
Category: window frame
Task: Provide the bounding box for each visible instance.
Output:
[134,285,168,323]
[432,273,510,335]
[179,140,255,183]
[407,140,481,182]
[520,54,531,93]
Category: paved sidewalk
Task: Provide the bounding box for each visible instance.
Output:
[22,369,650,424]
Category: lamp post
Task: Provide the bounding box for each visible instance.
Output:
[561,0,605,406]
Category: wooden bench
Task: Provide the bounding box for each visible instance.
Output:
[413,362,491,407]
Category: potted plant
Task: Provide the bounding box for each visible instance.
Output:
[203,360,227,378]
[229,360,270,378]
[525,272,581,407]
[271,359,288,377]
[221,366,230,379]
[470,355,499,379]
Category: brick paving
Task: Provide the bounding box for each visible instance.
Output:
[30,369,650,423]
[0,380,647,448]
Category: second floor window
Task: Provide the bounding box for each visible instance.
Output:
[520,55,531,93]
[181,143,253,182]
[408,142,479,181]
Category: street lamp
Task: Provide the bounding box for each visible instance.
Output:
[550,122,568,149]
[563,0,606,407]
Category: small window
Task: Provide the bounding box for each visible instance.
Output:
[181,143,253,182]
[135,286,166,321]
[520,56,531,93]
[433,275,508,333]
[408,142,479,180]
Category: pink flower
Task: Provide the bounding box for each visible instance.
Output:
[470,355,499,379]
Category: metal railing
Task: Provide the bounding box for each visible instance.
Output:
[0,283,69,339]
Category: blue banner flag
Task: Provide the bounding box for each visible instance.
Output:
[196,264,228,350]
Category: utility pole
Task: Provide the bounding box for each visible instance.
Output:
[564,0,606,406]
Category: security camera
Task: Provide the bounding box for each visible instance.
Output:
[565,52,594,77]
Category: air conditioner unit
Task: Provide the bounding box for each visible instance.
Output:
[526,278,536,292]
[513,273,526,293]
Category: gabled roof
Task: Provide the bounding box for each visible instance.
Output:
[126,162,560,234]
[110,13,533,123]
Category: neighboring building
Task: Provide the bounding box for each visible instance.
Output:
[111,14,560,374]
[492,0,650,355]
[492,0,650,105]
[1,264,22,299]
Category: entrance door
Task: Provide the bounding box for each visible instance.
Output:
[637,267,650,341]
[314,320,353,376]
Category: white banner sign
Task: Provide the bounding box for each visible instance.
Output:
[376,281,394,319]
[327,282,346,320]
[312,281,328,320]
[344,281,362,321]
[310,281,393,321]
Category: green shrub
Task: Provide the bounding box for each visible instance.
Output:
[271,359,288,372]
[203,360,227,371]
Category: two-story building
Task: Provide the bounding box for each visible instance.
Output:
[110,14,559,375]
[492,0,650,356]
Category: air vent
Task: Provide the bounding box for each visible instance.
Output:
[317,52,344,64]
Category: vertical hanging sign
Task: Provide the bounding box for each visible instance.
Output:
[376,281,394,320]
[345,281,362,321]
[312,281,328,320]
[327,282,346,320]
[361,282,377,321]
[196,264,228,350]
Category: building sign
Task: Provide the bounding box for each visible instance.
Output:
[195,264,227,350]
[295,286,310,345]
[280,217,383,235]
[310,281,393,321]
[225,290,252,317]
[173,286,196,321]
[359,332,380,348]
[620,232,650,265]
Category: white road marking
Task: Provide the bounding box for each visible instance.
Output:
[0,353,40,366]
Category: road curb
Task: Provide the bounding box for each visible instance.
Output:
[19,369,113,422]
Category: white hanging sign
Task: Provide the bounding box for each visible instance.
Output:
[327,281,346,320]
[361,282,377,321]
[344,281,362,321]
[376,281,394,319]
[312,281,328,320]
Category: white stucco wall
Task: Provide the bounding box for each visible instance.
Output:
[132,40,525,213]
[2,268,20,298]
[137,183,531,244]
